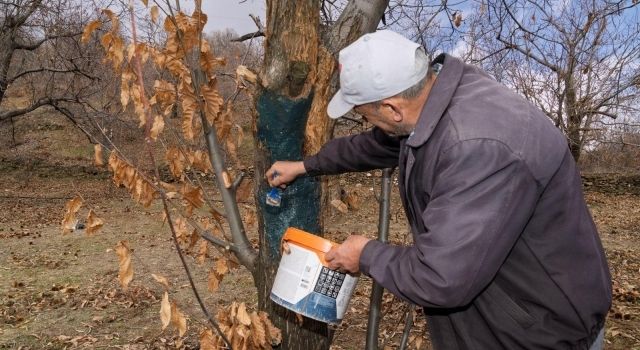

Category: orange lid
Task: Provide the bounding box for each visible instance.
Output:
[282,227,336,253]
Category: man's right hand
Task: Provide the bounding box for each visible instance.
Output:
[266,161,306,188]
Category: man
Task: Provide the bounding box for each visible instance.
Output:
[266,30,611,349]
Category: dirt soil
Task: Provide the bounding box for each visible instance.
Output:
[1,112,639,349]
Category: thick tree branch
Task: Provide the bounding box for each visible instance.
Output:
[0,97,53,121]
[9,67,99,84]
[13,31,82,51]
[232,14,265,42]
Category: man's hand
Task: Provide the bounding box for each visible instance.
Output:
[325,235,371,274]
[266,161,306,188]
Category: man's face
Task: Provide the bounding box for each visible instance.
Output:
[354,103,413,137]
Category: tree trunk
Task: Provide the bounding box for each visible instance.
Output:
[564,75,583,161]
[253,0,388,348]
[0,33,14,104]
[254,1,330,348]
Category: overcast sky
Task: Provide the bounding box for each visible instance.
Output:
[199,0,266,36]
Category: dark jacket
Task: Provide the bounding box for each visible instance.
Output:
[304,54,612,349]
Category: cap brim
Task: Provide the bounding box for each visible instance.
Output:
[327,90,354,119]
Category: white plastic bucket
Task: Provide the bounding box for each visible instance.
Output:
[270,228,358,324]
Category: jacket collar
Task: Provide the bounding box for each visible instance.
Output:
[406,54,465,148]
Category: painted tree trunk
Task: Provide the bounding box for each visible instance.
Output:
[253,0,389,348]
[253,1,330,348]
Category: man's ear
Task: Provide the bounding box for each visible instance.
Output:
[381,98,403,122]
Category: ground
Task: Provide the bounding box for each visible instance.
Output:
[0,111,639,349]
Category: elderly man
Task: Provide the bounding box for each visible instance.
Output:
[266,30,611,349]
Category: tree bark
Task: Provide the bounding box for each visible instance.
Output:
[253,0,388,348]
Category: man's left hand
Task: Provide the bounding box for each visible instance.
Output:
[325,235,371,274]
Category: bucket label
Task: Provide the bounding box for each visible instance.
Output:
[270,242,358,324]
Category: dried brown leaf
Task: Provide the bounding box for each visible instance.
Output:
[160,291,171,330]
[181,183,205,209]
[150,5,159,23]
[94,144,105,167]
[82,19,102,43]
[259,311,282,346]
[115,240,133,290]
[250,311,267,348]
[152,273,170,289]
[61,196,83,234]
[236,65,257,84]
[215,258,229,276]
[200,329,218,350]
[331,199,348,214]
[454,12,463,27]
[191,150,212,173]
[166,147,186,179]
[150,115,165,140]
[196,240,208,265]
[171,301,187,337]
[86,209,104,235]
[207,268,221,293]
[236,302,251,326]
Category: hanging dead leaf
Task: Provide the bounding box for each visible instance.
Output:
[61,196,83,234]
[166,147,187,179]
[152,274,170,289]
[207,268,221,292]
[150,115,165,140]
[160,291,171,330]
[243,208,256,228]
[196,240,208,265]
[171,301,187,337]
[202,84,224,124]
[180,183,205,209]
[150,5,159,23]
[343,189,360,210]
[115,240,133,290]
[173,217,191,244]
[259,311,282,346]
[453,12,463,27]
[236,302,251,326]
[200,329,218,350]
[215,258,229,276]
[191,150,212,173]
[236,65,257,84]
[188,229,200,251]
[250,311,267,348]
[81,19,102,44]
[86,209,104,235]
[331,199,348,214]
[94,144,105,166]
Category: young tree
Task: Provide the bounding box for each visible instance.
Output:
[467,0,640,161]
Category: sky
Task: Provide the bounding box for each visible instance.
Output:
[199,0,266,36]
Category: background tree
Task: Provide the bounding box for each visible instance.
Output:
[464,0,640,161]
[0,0,120,144]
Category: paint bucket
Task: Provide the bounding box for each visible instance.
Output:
[270,227,359,324]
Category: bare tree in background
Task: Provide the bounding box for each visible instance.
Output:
[0,0,118,143]
[465,0,640,161]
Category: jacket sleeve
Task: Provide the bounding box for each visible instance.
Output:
[359,139,542,308]
[303,127,401,176]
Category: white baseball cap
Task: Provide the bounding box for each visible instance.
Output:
[327,30,429,119]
